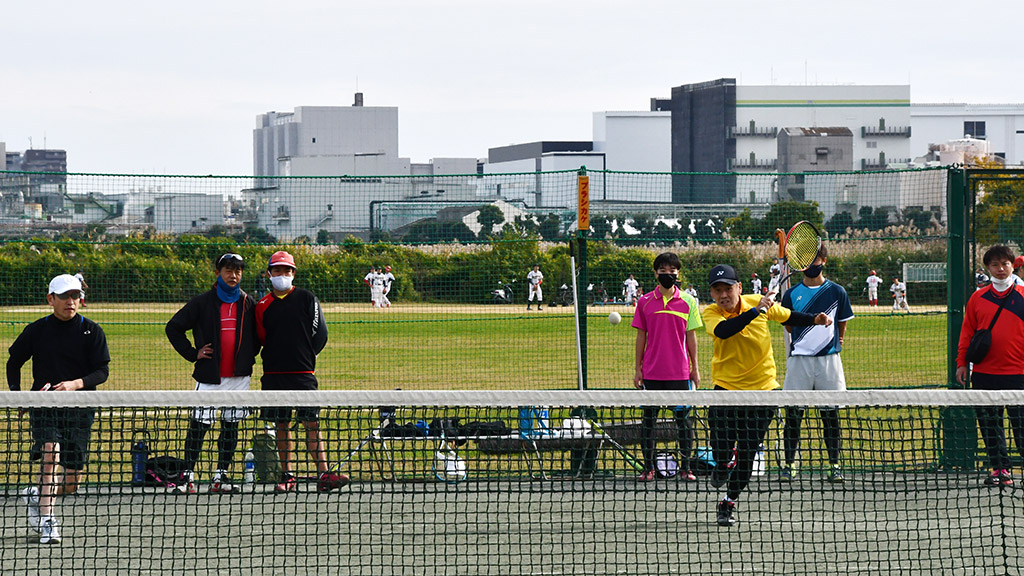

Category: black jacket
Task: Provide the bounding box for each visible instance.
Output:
[166,288,260,384]
[7,314,110,391]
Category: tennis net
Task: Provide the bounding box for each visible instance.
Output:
[1,389,1020,575]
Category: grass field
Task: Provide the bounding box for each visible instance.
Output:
[0,302,949,391]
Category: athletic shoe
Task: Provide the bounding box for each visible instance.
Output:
[779,465,795,483]
[21,486,41,533]
[985,469,1013,487]
[38,516,61,544]
[317,470,351,492]
[681,470,698,482]
[717,499,736,527]
[637,470,656,482]
[709,464,731,488]
[275,473,298,493]
[170,470,197,495]
[537,306,543,310]
[210,470,241,494]
[827,465,845,484]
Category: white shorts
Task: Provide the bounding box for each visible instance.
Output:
[193,376,251,425]
[783,355,846,409]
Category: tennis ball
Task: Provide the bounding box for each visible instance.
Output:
[608,311,621,325]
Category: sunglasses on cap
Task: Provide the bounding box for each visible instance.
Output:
[217,253,245,269]
[53,291,82,300]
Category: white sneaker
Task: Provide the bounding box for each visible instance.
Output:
[210,470,240,494]
[21,486,41,533]
[169,470,197,495]
[39,516,61,544]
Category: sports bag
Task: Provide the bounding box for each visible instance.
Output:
[251,432,283,483]
[144,455,188,487]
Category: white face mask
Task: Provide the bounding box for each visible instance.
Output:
[991,276,1014,291]
[270,275,293,292]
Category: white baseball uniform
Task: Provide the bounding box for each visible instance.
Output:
[527,269,544,302]
[866,274,881,303]
[622,277,639,304]
[381,272,395,307]
[890,281,908,311]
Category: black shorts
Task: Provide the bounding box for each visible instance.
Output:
[29,408,96,470]
[261,373,319,423]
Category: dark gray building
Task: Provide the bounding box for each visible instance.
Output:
[668,79,737,203]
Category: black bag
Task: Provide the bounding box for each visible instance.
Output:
[459,421,512,437]
[144,455,188,487]
[966,293,1011,364]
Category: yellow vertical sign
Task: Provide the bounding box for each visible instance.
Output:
[578,175,590,231]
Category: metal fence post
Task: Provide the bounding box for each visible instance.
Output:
[941,167,976,470]
[576,167,589,389]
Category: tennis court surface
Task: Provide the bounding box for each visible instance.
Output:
[2,390,1021,575]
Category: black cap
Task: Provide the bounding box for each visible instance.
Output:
[708,264,740,287]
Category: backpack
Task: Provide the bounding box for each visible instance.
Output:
[252,432,282,483]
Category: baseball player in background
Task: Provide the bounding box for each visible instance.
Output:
[381,265,395,307]
[890,276,909,312]
[363,267,378,306]
[526,264,544,310]
[622,274,640,306]
[865,270,881,307]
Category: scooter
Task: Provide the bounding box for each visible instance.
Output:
[491,281,514,304]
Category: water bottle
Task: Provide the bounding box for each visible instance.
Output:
[243,450,256,485]
[131,430,150,486]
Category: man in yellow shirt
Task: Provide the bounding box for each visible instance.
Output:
[702,264,831,526]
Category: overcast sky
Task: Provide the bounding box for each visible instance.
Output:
[2,0,1021,176]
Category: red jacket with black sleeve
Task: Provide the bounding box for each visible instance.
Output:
[957,284,1024,375]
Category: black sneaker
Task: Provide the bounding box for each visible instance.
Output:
[709,464,730,488]
[717,499,736,527]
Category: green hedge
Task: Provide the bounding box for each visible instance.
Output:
[0,236,949,306]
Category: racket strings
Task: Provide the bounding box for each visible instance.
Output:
[785,223,820,270]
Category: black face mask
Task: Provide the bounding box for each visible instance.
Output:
[803,264,824,278]
[657,273,677,289]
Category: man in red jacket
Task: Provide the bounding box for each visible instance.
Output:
[166,253,260,495]
[256,251,348,492]
[957,245,1024,487]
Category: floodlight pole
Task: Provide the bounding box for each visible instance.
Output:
[577,166,589,390]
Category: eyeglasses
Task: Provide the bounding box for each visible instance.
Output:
[54,291,82,300]
[217,253,245,269]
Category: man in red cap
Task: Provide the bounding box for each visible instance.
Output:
[865,270,881,307]
[1013,256,1024,287]
[256,251,347,492]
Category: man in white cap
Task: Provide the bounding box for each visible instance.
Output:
[7,274,110,544]
[256,251,348,492]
